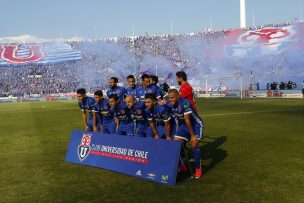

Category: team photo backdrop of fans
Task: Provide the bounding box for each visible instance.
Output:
[0,22,304,96]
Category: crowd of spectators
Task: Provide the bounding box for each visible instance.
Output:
[0,21,298,97]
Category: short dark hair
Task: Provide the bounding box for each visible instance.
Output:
[110,77,118,83]
[127,75,135,80]
[150,75,158,84]
[94,90,103,97]
[144,93,156,101]
[108,94,119,101]
[161,82,170,93]
[176,71,187,81]
[141,74,149,81]
[77,88,86,95]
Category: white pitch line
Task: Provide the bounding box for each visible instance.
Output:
[200,108,304,117]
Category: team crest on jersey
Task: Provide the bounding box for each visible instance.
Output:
[120,110,125,114]
[147,90,153,93]
[78,134,91,161]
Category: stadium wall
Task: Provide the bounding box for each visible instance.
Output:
[197,90,303,98]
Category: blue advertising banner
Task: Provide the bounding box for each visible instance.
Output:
[65,130,181,186]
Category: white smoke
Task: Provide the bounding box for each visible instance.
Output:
[75,23,304,90]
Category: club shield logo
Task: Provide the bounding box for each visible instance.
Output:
[78,134,92,161]
[0,44,46,64]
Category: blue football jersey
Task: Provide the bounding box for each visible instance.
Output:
[78,96,95,121]
[145,103,171,126]
[154,85,166,98]
[126,85,138,97]
[113,102,133,125]
[93,99,115,123]
[130,101,148,126]
[106,86,127,101]
[136,86,161,102]
[169,98,202,126]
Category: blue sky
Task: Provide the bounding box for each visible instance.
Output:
[0,0,304,39]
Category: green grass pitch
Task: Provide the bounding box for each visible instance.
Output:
[0,98,303,202]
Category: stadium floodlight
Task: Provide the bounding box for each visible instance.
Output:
[240,0,247,28]
[205,75,243,99]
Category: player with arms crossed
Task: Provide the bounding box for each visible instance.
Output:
[168,89,204,178]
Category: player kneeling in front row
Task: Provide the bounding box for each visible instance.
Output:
[108,94,135,136]
[92,90,116,134]
[168,89,204,178]
[145,93,173,140]
[77,88,99,131]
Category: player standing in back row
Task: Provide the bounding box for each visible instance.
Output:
[126,75,138,97]
[136,74,160,102]
[106,77,127,101]
[176,71,197,112]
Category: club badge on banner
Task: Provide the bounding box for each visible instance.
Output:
[65,130,182,186]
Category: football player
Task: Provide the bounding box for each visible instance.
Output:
[168,89,204,178]
[108,94,134,136]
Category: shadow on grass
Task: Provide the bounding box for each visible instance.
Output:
[177,136,227,183]
[201,136,227,174]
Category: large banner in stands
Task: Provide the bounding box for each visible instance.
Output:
[65,130,181,186]
[0,43,81,65]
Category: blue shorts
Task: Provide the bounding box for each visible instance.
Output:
[135,123,154,138]
[102,121,116,134]
[174,123,204,141]
[156,122,176,139]
[116,123,135,136]
[87,120,100,131]
[157,125,168,139]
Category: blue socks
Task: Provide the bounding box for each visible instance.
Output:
[192,148,201,169]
